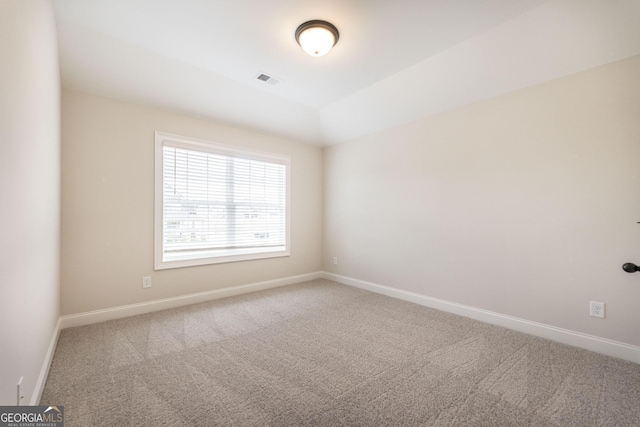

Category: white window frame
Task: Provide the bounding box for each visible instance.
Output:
[154,132,291,270]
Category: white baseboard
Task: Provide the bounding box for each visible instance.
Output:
[31,317,61,405]
[323,272,640,365]
[54,270,640,365]
[60,271,323,329]
[36,271,640,401]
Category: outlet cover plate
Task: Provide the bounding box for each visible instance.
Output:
[590,301,605,318]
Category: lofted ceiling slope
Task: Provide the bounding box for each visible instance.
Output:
[53,0,640,146]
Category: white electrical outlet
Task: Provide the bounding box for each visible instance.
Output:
[590,301,605,318]
[17,376,23,406]
[333,257,338,265]
[142,276,152,289]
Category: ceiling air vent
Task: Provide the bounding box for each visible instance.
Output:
[255,73,281,86]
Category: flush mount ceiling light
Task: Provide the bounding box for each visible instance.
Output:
[295,20,339,57]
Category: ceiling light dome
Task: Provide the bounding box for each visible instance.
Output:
[295,20,339,57]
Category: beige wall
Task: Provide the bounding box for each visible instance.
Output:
[61,90,323,315]
[0,1,60,405]
[324,55,640,346]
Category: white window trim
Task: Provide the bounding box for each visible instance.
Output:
[154,131,291,270]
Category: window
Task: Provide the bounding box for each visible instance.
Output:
[154,132,290,270]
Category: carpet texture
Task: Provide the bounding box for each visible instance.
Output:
[41,279,640,426]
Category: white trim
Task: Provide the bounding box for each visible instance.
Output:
[31,317,61,405]
[60,272,323,329]
[323,272,640,364]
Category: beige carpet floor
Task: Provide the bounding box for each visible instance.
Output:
[41,279,640,426]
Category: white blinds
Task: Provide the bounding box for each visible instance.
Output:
[157,136,288,267]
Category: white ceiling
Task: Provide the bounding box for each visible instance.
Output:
[52,0,640,146]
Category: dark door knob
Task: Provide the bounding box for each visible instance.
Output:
[622,263,640,273]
